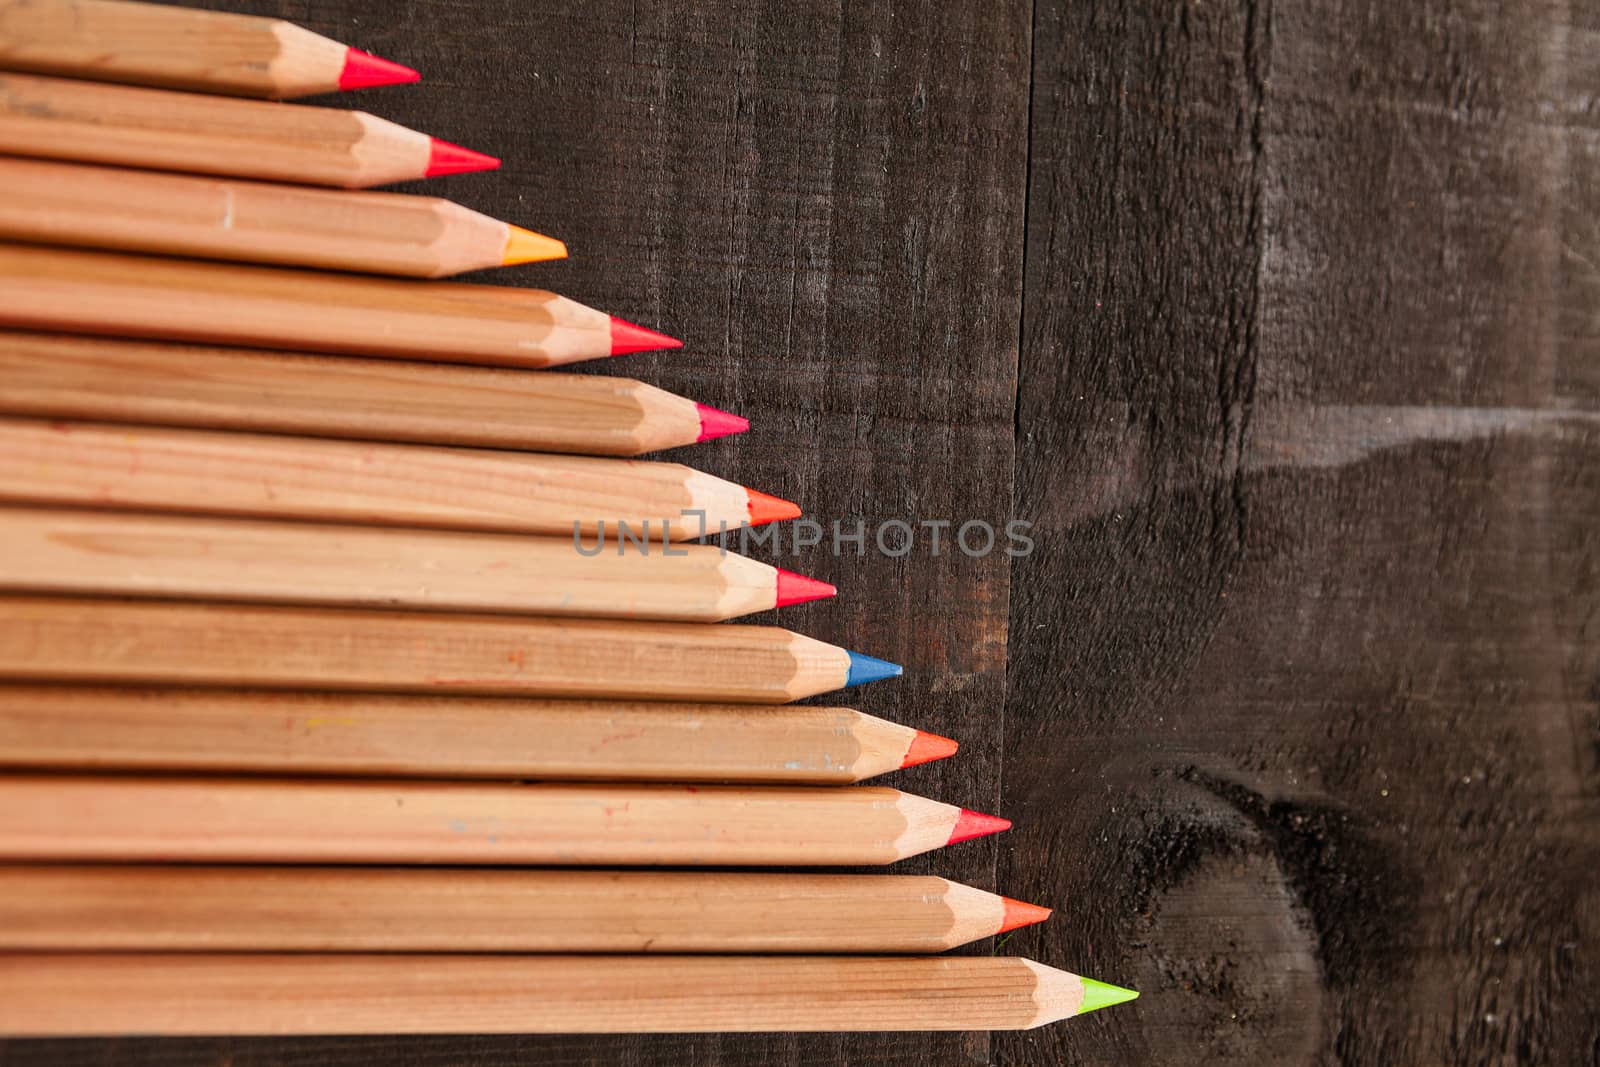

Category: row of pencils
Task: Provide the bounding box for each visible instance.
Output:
[0,0,1139,1037]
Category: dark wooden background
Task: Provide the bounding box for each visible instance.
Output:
[4,0,1597,1063]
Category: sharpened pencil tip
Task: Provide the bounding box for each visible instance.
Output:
[501,226,567,265]
[947,808,1010,845]
[424,138,501,178]
[998,897,1052,933]
[774,569,836,608]
[609,317,683,355]
[900,730,958,768]
[1077,978,1139,1015]
[844,651,902,688]
[338,48,421,90]
[694,404,750,443]
[745,489,801,526]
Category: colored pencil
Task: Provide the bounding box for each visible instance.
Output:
[0,775,1003,865]
[0,507,835,621]
[0,597,902,701]
[0,418,788,538]
[0,866,1044,952]
[0,954,1135,1034]
[0,244,678,365]
[0,72,493,186]
[0,158,565,276]
[0,332,744,455]
[0,686,951,783]
[0,0,420,98]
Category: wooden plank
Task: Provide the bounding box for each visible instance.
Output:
[1003,1,1600,1065]
[0,0,1030,1062]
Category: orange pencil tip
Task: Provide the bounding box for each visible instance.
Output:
[900,730,959,769]
[998,897,1053,933]
[774,569,837,608]
[694,403,749,443]
[338,48,421,91]
[947,809,1011,846]
[502,226,568,265]
[746,489,802,526]
[609,317,683,355]
[425,138,500,178]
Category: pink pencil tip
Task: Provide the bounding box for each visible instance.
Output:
[338,48,421,91]
[694,403,750,443]
[998,897,1053,933]
[774,569,837,609]
[424,138,500,178]
[947,809,1011,846]
[610,317,683,355]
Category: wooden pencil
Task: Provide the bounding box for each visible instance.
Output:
[0,0,420,98]
[0,866,1045,952]
[0,597,903,701]
[0,775,1004,865]
[0,686,952,783]
[0,244,678,365]
[0,507,835,621]
[0,158,565,276]
[0,418,789,538]
[0,72,495,186]
[0,332,745,455]
[0,954,1135,1034]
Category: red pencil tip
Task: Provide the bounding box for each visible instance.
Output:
[899,730,959,769]
[424,138,500,178]
[610,317,683,355]
[947,809,1011,846]
[338,48,421,91]
[745,489,802,526]
[694,403,750,443]
[999,897,1053,933]
[774,569,836,608]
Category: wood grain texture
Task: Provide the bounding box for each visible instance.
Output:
[9,0,1594,1064]
[999,2,1600,1066]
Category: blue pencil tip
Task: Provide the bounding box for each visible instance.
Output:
[845,651,903,688]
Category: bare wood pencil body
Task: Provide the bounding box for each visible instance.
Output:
[0,954,1110,1034]
[0,867,1030,952]
[0,0,356,97]
[0,333,714,455]
[0,418,762,538]
[0,686,935,782]
[0,245,634,367]
[0,507,808,621]
[0,158,555,276]
[0,776,987,865]
[0,598,879,702]
[0,73,455,186]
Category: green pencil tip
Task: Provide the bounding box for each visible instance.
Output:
[1078,978,1139,1015]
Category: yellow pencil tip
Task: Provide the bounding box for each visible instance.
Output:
[502,225,568,265]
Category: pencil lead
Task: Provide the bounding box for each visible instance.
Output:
[424,138,501,178]
[899,729,958,768]
[844,651,902,688]
[609,317,683,355]
[774,569,836,608]
[338,48,421,91]
[946,808,1010,845]
[1077,978,1139,1015]
[501,226,568,265]
[745,489,801,526]
[694,404,750,443]
[998,897,1052,933]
